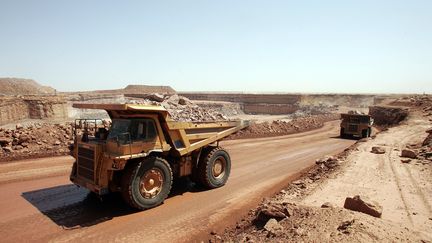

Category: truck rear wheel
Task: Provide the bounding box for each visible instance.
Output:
[121,157,173,210]
[198,147,231,189]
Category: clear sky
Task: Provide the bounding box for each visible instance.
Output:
[0,0,431,93]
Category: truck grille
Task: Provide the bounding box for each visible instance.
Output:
[77,146,95,181]
[348,124,358,132]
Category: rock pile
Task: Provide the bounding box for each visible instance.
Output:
[125,94,228,122]
[0,123,73,161]
[227,113,340,139]
[315,155,339,168]
[399,130,432,164]
[369,106,409,126]
[417,128,432,163]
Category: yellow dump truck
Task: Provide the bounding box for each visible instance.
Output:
[340,113,373,139]
[70,103,249,210]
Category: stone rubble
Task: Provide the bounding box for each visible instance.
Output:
[343,195,383,218]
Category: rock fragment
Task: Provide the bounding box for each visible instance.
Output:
[371,146,385,154]
[263,218,283,235]
[343,195,382,218]
[0,137,11,147]
[401,149,417,159]
[321,202,334,208]
[337,219,355,234]
[257,202,290,221]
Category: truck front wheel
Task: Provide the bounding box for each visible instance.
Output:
[198,147,231,189]
[121,157,173,210]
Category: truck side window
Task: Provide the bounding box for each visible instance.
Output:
[131,119,157,141]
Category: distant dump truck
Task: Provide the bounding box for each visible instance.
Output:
[340,113,373,138]
[70,103,249,210]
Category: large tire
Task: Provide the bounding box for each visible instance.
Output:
[197,147,231,189]
[121,157,173,210]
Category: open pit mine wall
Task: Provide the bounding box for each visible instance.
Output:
[179,93,377,115]
[0,97,68,125]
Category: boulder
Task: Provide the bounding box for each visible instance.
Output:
[178,97,189,105]
[14,145,23,150]
[3,147,13,153]
[16,124,23,130]
[344,195,382,218]
[292,180,306,188]
[257,203,290,221]
[324,158,339,168]
[146,93,165,102]
[371,146,385,154]
[337,219,355,234]
[422,133,432,146]
[0,137,11,147]
[401,159,411,163]
[401,149,417,159]
[263,218,283,234]
[321,202,334,208]
[315,156,335,164]
[18,134,30,144]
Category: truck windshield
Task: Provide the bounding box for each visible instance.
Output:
[108,119,131,139]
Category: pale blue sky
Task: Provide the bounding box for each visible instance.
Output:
[0,0,431,93]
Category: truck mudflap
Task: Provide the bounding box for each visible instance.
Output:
[70,175,109,195]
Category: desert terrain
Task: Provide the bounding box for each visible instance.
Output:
[0,78,431,242]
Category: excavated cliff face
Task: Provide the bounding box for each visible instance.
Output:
[24,97,68,119]
[180,93,376,115]
[0,96,68,125]
[0,98,29,125]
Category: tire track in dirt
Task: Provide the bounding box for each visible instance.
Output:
[385,123,431,227]
[386,147,414,225]
[396,127,432,217]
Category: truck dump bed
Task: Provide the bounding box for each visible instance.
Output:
[72,103,249,157]
[165,120,249,156]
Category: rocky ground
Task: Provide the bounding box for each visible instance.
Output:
[211,96,432,242]
[0,123,73,162]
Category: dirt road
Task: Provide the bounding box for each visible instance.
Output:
[0,121,355,242]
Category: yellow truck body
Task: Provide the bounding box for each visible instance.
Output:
[70,103,249,210]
